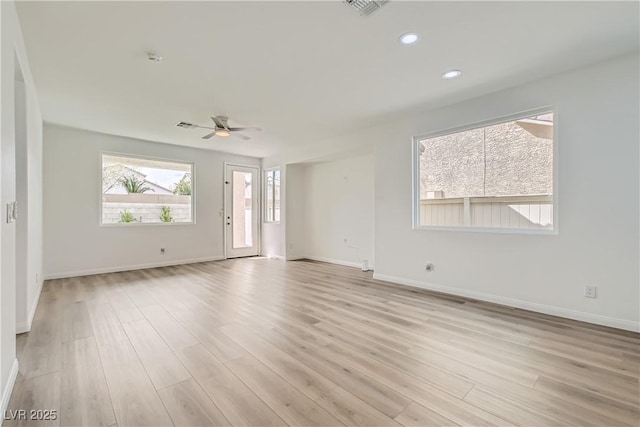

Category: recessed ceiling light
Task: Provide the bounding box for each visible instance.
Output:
[399,32,419,45]
[442,69,462,79]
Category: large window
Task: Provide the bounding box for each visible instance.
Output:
[101,154,194,225]
[264,168,281,223]
[414,111,555,232]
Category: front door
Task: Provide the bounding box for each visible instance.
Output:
[225,164,259,258]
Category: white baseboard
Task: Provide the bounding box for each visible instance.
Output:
[1,359,19,420]
[304,256,374,271]
[15,323,29,335]
[16,278,44,334]
[43,256,225,280]
[373,273,640,333]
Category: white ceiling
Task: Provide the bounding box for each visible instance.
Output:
[16,1,639,158]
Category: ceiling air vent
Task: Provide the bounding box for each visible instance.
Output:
[176,121,196,129]
[344,0,389,16]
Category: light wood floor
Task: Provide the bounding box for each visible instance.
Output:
[7,258,640,427]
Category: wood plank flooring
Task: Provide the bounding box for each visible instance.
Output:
[6,258,640,426]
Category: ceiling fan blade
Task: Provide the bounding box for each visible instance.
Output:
[211,116,226,129]
[211,116,229,130]
[228,127,262,132]
[201,131,217,139]
[233,133,251,141]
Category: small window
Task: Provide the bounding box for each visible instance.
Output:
[264,168,281,223]
[101,154,194,225]
[414,111,554,232]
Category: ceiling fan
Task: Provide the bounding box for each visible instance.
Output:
[176,116,262,141]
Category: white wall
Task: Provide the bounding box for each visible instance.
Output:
[261,157,286,259]
[373,54,639,331]
[285,163,306,260]
[43,124,260,278]
[269,53,639,331]
[263,154,376,267]
[14,80,26,333]
[0,0,44,414]
[14,76,42,335]
[302,153,375,269]
[262,217,286,258]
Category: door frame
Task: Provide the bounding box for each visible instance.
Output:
[223,162,261,259]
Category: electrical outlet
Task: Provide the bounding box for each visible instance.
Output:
[160,248,166,255]
[584,285,597,298]
[425,263,434,272]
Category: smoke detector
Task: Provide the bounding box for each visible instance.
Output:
[344,0,389,16]
[146,51,163,63]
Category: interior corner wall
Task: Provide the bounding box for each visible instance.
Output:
[0,0,44,413]
[25,76,43,333]
[15,75,42,336]
[43,124,260,278]
[284,163,306,260]
[303,153,375,269]
[14,79,27,330]
[373,54,639,331]
[261,158,286,258]
[280,53,638,331]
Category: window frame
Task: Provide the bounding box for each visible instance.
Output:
[263,167,281,224]
[412,106,558,235]
[99,151,196,227]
